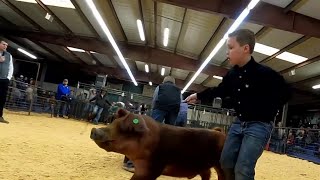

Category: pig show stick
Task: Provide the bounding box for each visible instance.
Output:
[80,121,90,135]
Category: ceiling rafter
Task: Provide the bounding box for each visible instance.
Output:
[0,28,228,77]
[174,8,187,54]
[155,0,320,38]
[34,0,73,34]
[280,55,320,75]
[199,17,226,60]
[138,0,148,45]
[153,1,158,48]
[260,36,310,64]
[283,0,301,14]
[1,0,44,31]
[84,65,206,93]
[70,0,100,38]
[107,0,128,42]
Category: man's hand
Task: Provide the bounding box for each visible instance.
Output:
[185,93,198,104]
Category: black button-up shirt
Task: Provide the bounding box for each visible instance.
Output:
[197,57,292,123]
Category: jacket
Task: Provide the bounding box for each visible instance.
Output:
[197,57,292,123]
[90,93,111,108]
[56,84,71,100]
[152,82,181,111]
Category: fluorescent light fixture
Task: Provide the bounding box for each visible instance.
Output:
[182,0,260,94]
[149,81,152,86]
[213,75,223,80]
[85,0,138,86]
[90,51,97,54]
[145,64,149,73]
[312,84,320,89]
[248,0,260,9]
[161,67,165,76]
[17,48,37,59]
[16,0,75,8]
[163,28,169,47]
[136,19,145,41]
[254,43,279,56]
[67,47,85,52]
[276,52,308,64]
[15,0,36,3]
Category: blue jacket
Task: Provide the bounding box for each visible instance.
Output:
[56,84,71,100]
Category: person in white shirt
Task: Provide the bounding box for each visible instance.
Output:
[0,39,14,124]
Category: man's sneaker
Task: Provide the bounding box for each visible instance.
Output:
[0,117,9,124]
[122,161,135,173]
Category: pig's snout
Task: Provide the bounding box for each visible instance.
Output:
[90,128,105,141]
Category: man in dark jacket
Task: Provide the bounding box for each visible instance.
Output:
[151,76,181,125]
[185,29,292,180]
[89,87,111,125]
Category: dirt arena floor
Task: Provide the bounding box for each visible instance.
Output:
[0,110,319,180]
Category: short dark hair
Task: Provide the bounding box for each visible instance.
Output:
[228,29,255,54]
[0,39,7,43]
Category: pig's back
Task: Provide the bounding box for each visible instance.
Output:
[155,126,225,170]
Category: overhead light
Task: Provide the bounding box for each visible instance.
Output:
[85,0,138,86]
[163,28,169,47]
[161,67,165,76]
[312,84,320,89]
[17,48,37,59]
[67,47,85,52]
[181,0,261,94]
[90,51,97,54]
[276,52,308,64]
[149,81,152,86]
[254,43,279,56]
[213,75,223,80]
[145,64,149,73]
[16,0,75,9]
[248,0,260,9]
[136,19,145,41]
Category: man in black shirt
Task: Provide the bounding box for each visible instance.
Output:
[185,29,291,180]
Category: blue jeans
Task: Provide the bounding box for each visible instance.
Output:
[93,106,104,123]
[220,118,273,180]
[152,108,179,125]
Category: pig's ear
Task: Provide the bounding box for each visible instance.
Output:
[116,108,129,118]
[132,117,149,133]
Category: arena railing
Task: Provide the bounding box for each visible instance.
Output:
[268,127,320,164]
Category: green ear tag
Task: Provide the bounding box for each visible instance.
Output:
[133,119,139,124]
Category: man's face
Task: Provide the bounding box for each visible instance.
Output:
[0,41,8,52]
[63,80,68,85]
[226,37,250,66]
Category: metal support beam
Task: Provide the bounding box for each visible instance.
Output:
[174,8,187,54]
[154,1,158,48]
[35,0,73,34]
[199,17,226,60]
[283,0,301,14]
[1,0,44,31]
[138,0,148,45]
[107,0,128,42]
[0,28,229,77]
[155,0,320,38]
[260,36,310,64]
[70,0,100,38]
[280,55,320,75]
[84,65,206,92]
